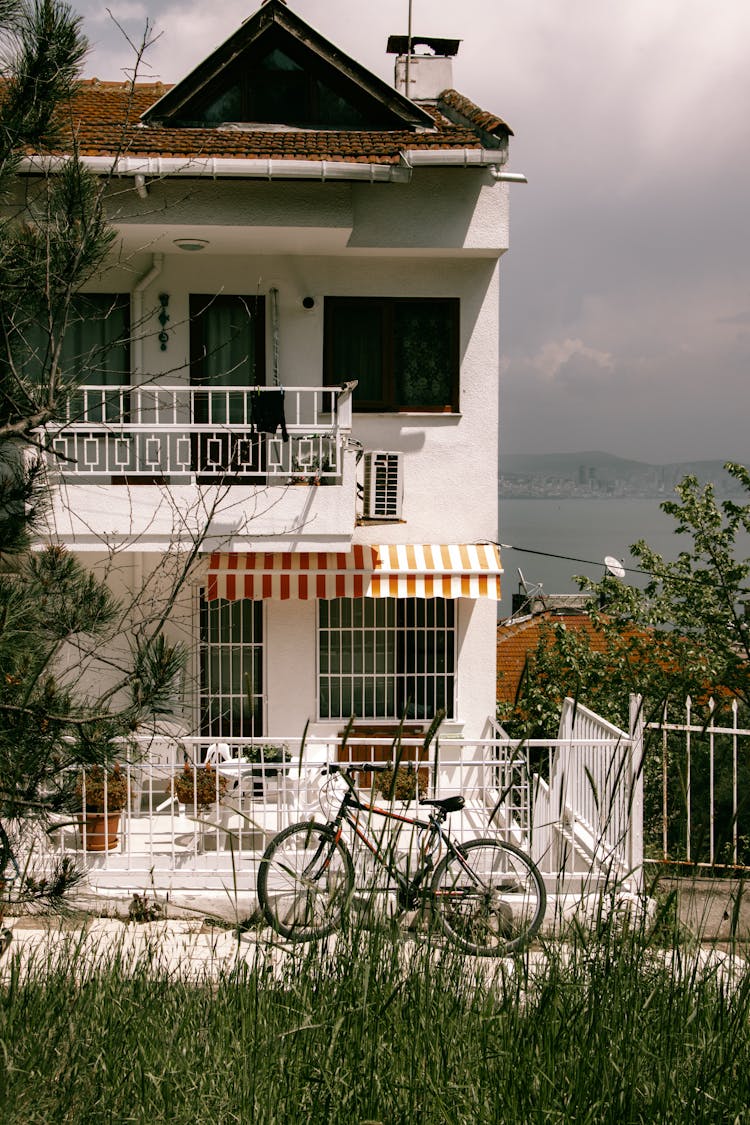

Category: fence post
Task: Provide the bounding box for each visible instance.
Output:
[628,694,645,893]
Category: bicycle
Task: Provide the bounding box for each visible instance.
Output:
[257,762,546,956]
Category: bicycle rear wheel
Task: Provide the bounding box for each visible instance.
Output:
[431,838,546,956]
[257,821,354,942]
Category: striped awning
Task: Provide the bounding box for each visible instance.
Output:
[205,544,502,601]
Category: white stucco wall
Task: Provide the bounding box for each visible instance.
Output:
[48,164,508,742]
[57,249,501,547]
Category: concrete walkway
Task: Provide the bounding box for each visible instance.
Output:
[2,911,745,1000]
[0,874,748,989]
[0,878,746,989]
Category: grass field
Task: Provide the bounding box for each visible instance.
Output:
[1,902,749,1124]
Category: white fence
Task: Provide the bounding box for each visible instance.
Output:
[646,695,750,869]
[38,715,644,898]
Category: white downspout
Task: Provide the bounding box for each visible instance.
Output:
[132,253,164,379]
[489,168,527,183]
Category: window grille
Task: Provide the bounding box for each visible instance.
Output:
[318,598,455,720]
[199,593,263,737]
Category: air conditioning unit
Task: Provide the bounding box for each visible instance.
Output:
[363,451,403,519]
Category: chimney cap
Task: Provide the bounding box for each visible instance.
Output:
[386,35,461,57]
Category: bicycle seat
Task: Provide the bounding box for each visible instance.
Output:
[419,796,465,814]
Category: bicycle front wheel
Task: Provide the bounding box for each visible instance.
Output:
[257,821,354,942]
[431,838,546,956]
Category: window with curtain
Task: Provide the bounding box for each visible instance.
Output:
[189,294,266,477]
[318,598,455,720]
[189,294,265,423]
[16,294,130,424]
[324,297,459,412]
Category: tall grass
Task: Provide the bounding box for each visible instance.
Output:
[0,911,749,1123]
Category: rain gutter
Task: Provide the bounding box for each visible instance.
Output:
[20,151,526,184]
[21,154,412,183]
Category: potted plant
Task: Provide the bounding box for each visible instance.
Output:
[289,454,333,485]
[240,744,291,797]
[372,764,428,804]
[172,762,227,813]
[240,744,291,774]
[76,764,129,851]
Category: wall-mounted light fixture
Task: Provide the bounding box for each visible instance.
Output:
[158,293,170,351]
[173,238,209,252]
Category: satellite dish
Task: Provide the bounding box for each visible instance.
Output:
[604,555,626,579]
[517,568,529,595]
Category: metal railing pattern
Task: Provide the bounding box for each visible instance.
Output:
[530,698,643,889]
[647,695,750,869]
[44,721,644,891]
[44,384,353,480]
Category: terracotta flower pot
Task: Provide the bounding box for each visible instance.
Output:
[80,811,121,852]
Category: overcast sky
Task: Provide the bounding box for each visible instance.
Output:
[74,0,750,465]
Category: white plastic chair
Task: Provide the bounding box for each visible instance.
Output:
[204,742,233,764]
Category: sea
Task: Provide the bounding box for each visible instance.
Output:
[497,497,750,621]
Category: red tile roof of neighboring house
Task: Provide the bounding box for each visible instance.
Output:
[46,81,510,164]
[497,612,610,707]
[497,611,750,710]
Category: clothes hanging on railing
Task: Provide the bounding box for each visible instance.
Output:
[250,388,288,441]
[250,286,289,441]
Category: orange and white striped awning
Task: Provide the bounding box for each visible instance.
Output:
[204,544,502,601]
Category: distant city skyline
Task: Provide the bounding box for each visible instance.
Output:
[500,450,747,499]
[74,0,750,464]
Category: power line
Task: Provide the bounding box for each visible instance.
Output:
[498,542,647,578]
[497,542,750,594]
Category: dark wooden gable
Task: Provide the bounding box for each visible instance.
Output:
[142,0,435,131]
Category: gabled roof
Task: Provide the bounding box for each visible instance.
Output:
[41,1,512,173]
[141,0,435,131]
[59,83,504,163]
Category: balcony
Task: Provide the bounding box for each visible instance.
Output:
[45,383,354,483]
[42,383,359,550]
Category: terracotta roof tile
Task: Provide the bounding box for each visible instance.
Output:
[46,81,507,164]
[496,613,609,706]
[439,89,513,138]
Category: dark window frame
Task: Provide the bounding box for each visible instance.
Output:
[323,296,460,413]
[183,29,395,130]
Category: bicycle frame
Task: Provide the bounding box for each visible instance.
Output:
[323,772,464,907]
[258,763,547,953]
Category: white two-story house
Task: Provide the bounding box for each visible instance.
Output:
[24,0,542,888]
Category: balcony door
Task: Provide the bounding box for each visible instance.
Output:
[189,294,265,479]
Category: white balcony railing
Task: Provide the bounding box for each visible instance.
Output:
[44,383,355,481]
[25,725,643,899]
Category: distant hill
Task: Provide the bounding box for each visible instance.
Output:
[500,452,748,499]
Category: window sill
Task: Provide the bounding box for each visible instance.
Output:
[354,412,462,420]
